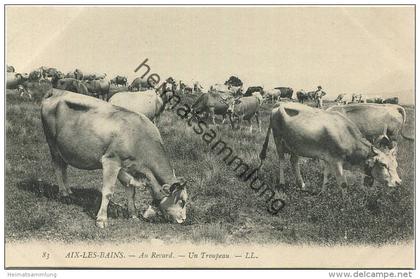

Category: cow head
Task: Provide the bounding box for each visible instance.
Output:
[366,146,401,187]
[146,177,188,224]
[225,97,241,114]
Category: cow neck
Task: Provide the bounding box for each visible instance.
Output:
[145,168,178,203]
[358,138,373,166]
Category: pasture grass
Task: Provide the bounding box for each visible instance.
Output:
[5,90,415,245]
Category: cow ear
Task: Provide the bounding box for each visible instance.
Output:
[178,177,187,188]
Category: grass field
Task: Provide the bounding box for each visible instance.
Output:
[5,90,415,245]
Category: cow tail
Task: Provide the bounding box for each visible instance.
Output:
[398,106,414,141]
[259,111,273,169]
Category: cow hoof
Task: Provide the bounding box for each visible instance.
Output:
[96,219,108,228]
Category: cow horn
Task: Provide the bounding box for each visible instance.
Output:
[371,145,380,156]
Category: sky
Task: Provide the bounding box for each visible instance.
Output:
[6,6,415,103]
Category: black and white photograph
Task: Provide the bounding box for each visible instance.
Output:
[4,4,415,270]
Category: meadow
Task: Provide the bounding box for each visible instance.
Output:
[5,90,415,245]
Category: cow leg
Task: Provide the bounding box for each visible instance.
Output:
[255,112,261,132]
[229,114,235,129]
[209,107,216,125]
[125,186,137,219]
[96,157,121,228]
[221,114,226,124]
[52,157,72,198]
[249,119,253,133]
[331,161,348,199]
[290,154,306,190]
[273,136,286,189]
[321,161,332,193]
[237,116,243,130]
[117,170,144,219]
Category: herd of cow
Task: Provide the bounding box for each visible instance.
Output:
[6,65,412,228]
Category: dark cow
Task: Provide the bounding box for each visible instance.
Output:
[366,97,384,104]
[383,97,399,104]
[130,77,153,91]
[259,102,401,194]
[244,86,264,97]
[65,71,76,79]
[84,78,111,100]
[110,75,128,87]
[41,91,188,227]
[56,78,90,96]
[274,87,293,99]
[296,90,310,103]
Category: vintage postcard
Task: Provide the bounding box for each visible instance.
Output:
[4,5,415,269]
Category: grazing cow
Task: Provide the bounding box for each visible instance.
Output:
[82,72,107,81]
[109,90,166,122]
[41,91,188,228]
[7,65,15,73]
[7,72,31,98]
[274,87,293,99]
[383,97,399,104]
[56,78,90,96]
[43,68,61,79]
[366,96,384,104]
[84,78,110,100]
[65,71,76,79]
[110,75,128,87]
[296,90,309,103]
[130,77,153,91]
[306,91,317,100]
[327,104,412,148]
[28,69,43,81]
[192,91,231,125]
[259,102,401,194]
[7,72,27,89]
[227,92,263,132]
[265,88,281,103]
